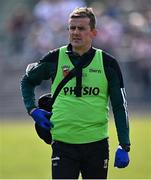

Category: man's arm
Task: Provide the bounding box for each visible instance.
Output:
[103,51,130,168]
[103,51,130,149]
[20,49,59,114]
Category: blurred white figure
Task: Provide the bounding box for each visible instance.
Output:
[33,0,53,22]
[33,0,86,24]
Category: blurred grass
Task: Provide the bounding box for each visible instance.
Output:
[108,114,151,179]
[0,115,151,179]
[0,119,51,179]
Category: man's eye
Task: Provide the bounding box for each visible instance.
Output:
[69,26,76,30]
[69,26,86,31]
[78,27,85,31]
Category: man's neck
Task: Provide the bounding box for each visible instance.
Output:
[72,45,92,56]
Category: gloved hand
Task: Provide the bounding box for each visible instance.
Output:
[30,108,54,130]
[114,146,130,168]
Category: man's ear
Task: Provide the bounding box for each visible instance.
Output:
[91,29,97,37]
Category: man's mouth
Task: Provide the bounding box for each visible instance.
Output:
[72,37,81,41]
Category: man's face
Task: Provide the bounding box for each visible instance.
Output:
[68,17,96,49]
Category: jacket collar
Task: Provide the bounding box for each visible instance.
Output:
[66,44,94,57]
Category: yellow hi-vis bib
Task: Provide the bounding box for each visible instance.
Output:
[51,46,109,144]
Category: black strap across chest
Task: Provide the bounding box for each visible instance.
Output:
[51,52,96,104]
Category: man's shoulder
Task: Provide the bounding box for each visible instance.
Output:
[101,50,120,68]
[40,48,60,63]
[94,48,116,61]
[25,62,38,74]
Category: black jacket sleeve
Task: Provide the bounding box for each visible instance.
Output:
[20,49,59,113]
[103,51,130,147]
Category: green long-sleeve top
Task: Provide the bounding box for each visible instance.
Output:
[20,44,130,149]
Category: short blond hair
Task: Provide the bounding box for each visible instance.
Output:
[69,7,96,30]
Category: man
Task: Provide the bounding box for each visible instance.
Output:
[21,7,130,179]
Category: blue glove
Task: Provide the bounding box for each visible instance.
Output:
[114,146,130,168]
[30,108,54,130]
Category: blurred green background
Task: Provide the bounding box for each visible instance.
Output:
[1,114,151,179]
